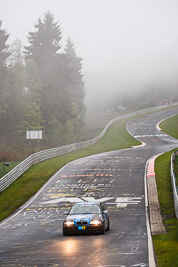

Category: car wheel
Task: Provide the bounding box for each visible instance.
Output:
[106,218,110,231]
[100,224,105,235]
[63,230,69,236]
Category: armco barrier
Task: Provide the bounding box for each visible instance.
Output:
[0,105,172,192]
[171,150,178,218]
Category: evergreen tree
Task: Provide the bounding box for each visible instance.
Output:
[19,59,44,135]
[9,38,24,67]
[24,11,62,78]
[0,19,11,136]
[0,20,10,68]
[64,38,85,113]
[8,61,25,135]
[64,38,86,139]
[24,12,72,142]
[25,59,42,104]
[24,12,86,144]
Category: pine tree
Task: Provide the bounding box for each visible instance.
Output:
[0,19,11,136]
[8,61,25,135]
[24,11,62,78]
[21,59,43,133]
[24,13,85,143]
[24,12,74,142]
[8,38,24,67]
[64,38,86,139]
[64,38,85,117]
[0,20,10,68]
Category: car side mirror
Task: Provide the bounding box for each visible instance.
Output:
[64,211,69,215]
[103,210,108,214]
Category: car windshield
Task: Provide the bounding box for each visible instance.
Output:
[70,205,100,214]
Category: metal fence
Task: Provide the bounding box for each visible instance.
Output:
[171,150,178,218]
[0,105,169,192]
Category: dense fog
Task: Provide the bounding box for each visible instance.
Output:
[1,0,178,121]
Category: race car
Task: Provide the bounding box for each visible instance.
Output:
[63,201,110,236]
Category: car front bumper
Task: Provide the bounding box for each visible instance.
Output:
[63,224,104,234]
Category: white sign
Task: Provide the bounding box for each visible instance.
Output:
[26,130,42,140]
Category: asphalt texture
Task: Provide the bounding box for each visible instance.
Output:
[0,107,178,267]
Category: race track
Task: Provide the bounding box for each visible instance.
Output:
[0,107,177,267]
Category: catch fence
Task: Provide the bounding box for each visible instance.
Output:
[171,150,178,218]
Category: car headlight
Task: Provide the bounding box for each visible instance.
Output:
[90,220,102,225]
[64,221,75,226]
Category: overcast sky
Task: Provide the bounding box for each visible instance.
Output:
[1,0,178,109]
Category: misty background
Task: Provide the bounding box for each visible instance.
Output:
[1,0,178,111]
[0,0,178,160]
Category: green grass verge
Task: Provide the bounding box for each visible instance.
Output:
[153,218,178,266]
[0,118,140,222]
[160,114,178,140]
[0,162,20,178]
[175,154,178,185]
[160,113,178,184]
[153,113,178,266]
[154,151,176,216]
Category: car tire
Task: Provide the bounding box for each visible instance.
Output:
[100,224,105,235]
[106,218,110,231]
[63,230,69,236]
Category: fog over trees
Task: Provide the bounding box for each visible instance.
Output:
[0,12,85,150]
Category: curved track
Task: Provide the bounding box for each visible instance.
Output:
[0,107,178,267]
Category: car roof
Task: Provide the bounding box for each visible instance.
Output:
[75,201,100,206]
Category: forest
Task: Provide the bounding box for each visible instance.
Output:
[0,11,85,159]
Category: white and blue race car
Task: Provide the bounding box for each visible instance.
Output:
[63,201,110,236]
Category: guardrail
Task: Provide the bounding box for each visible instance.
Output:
[0,105,172,192]
[171,150,178,218]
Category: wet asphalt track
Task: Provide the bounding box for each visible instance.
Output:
[0,107,178,267]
